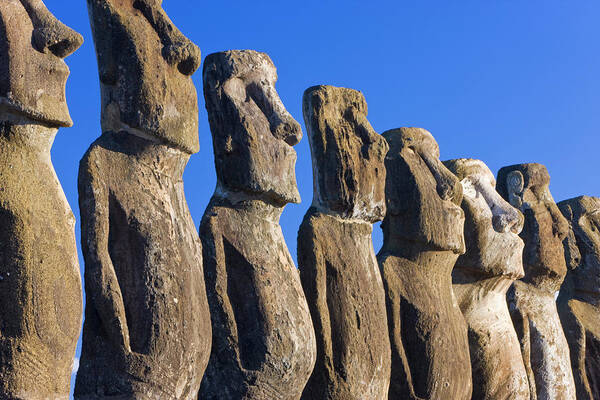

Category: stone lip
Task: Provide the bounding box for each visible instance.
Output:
[497,163,569,292]
[203,49,302,206]
[88,0,201,154]
[302,85,388,223]
[381,127,465,255]
[0,0,82,127]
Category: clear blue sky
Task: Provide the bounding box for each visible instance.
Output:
[40,1,599,396]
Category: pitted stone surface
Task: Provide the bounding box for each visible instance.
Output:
[445,158,529,400]
[199,50,316,400]
[378,128,472,400]
[558,196,600,400]
[497,163,576,400]
[0,1,83,398]
[299,85,391,400]
[75,1,210,399]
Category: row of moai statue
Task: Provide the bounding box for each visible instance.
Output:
[0,1,598,400]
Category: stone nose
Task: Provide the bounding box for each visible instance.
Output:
[273,117,302,146]
[134,1,201,76]
[32,17,83,58]
[422,153,462,205]
[163,40,201,76]
[492,205,524,234]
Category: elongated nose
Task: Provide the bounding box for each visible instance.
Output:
[33,21,83,58]
[422,153,463,205]
[491,200,524,234]
[163,39,201,76]
[24,0,83,58]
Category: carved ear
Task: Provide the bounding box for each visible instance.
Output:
[506,170,524,210]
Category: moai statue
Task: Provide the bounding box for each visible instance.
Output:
[0,1,83,398]
[74,1,211,398]
[557,196,600,400]
[445,159,530,399]
[378,128,472,400]
[497,163,576,400]
[199,50,316,400]
[298,85,391,400]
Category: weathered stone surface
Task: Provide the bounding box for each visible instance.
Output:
[74,1,210,399]
[558,196,600,400]
[497,163,576,400]
[199,50,316,400]
[0,1,83,399]
[378,128,472,400]
[445,158,529,400]
[298,85,391,400]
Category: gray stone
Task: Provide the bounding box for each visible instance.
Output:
[497,163,576,400]
[199,50,316,400]
[558,196,600,400]
[74,1,211,398]
[378,128,472,400]
[0,1,83,398]
[445,158,529,400]
[299,85,391,400]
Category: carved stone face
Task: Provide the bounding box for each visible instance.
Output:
[445,159,524,278]
[382,127,465,254]
[0,0,82,127]
[559,196,600,298]
[302,85,388,222]
[87,0,201,154]
[203,50,302,206]
[497,163,569,288]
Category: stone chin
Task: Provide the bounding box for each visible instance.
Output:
[1,94,72,128]
[100,97,199,154]
[476,231,525,279]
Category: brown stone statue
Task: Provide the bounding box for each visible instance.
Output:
[445,159,530,399]
[199,50,316,400]
[298,85,391,400]
[0,1,83,398]
[378,128,472,400]
[558,196,600,400]
[74,1,211,398]
[497,163,576,400]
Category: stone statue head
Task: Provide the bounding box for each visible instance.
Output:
[445,159,525,279]
[382,127,465,254]
[87,0,201,154]
[203,50,302,206]
[0,0,82,127]
[497,163,569,289]
[302,85,388,223]
[559,196,600,299]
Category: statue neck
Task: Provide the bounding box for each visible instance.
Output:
[0,112,58,153]
[104,130,189,180]
[211,186,285,224]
